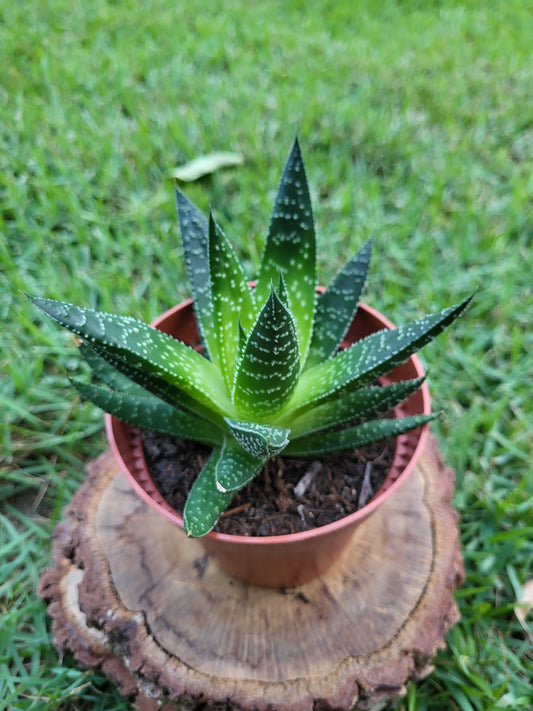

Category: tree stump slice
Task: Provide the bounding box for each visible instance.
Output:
[38,434,464,711]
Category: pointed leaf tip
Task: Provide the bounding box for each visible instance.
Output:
[183,448,233,537]
[215,437,265,493]
[255,139,316,361]
[233,287,300,418]
[306,239,373,369]
[293,294,473,414]
[208,210,255,386]
[225,418,290,458]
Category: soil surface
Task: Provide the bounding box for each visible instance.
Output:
[141,431,395,536]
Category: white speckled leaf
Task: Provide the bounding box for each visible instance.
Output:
[79,344,147,395]
[72,379,222,445]
[288,297,472,416]
[286,377,425,438]
[305,239,373,369]
[255,138,316,362]
[224,418,290,458]
[175,187,217,362]
[215,437,265,494]
[183,448,232,537]
[232,288,300,419]
[285,413,438,457]
[209,214,255,389]
[30,297,232,422]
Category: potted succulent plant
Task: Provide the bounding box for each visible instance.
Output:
[31,139,470,587]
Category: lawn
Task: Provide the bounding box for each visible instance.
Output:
[1,0,532,709]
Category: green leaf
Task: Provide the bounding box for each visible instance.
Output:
[183,448,232,537]
[175,187,216,361]
[286,377,426,438]
[79,344,147,394]
[285,413,438,457]
[72,379,223,445]
[288,296,472,416]
[30,296,232,423]
[305,239,372,369]
[215,437,265,493]
[225,418,290,458]
[275,268,290,307]
[232,287,300,419]
[238,319,248,353]
[209,213,255,389]
[255,138,316,362]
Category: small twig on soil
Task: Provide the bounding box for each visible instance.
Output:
[294,461,322,498]
[297,504,315,525]
[358,462,374,508]
[220,503,251,518]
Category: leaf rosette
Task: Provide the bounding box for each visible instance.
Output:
[31,139,471,536]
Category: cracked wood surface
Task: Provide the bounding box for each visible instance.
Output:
[38,434,463,711]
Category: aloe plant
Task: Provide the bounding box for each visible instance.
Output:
[30,139,471,537]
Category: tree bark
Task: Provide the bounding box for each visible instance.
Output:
[38,434,463,711]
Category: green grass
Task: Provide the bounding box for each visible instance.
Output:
[1,0,531,708]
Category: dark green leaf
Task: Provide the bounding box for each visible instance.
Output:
[285,413,438,456]
[183,448,232,537]
[287,377,425,438]
[289,296,472,415]
[233,288,300,418]
[209,213,255,388]
[72,379,223,445]
[215,437,265,493]
[255,138,316,362]
[175,187,216,361]
[30,296,231,423]
[79,344,147,395]
[225,418,290,458]
[305,239,372,369]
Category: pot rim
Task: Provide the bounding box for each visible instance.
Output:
[105,298,431,547]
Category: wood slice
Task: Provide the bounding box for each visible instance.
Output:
[38,434,464,711]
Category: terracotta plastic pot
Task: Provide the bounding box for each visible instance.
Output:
[106,297,430,588]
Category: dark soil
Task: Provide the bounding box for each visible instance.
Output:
[141,431,395,536]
